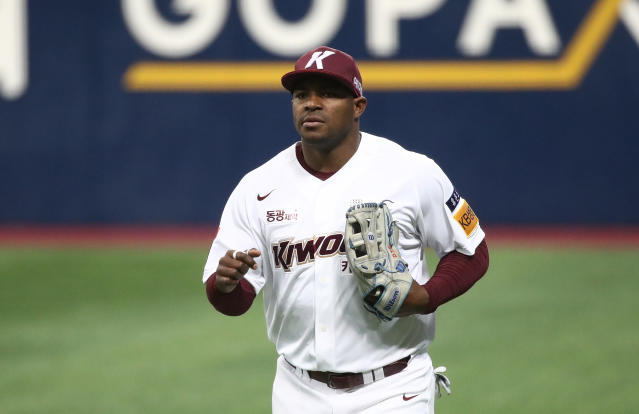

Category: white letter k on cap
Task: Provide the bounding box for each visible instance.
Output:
[304,50,336,69]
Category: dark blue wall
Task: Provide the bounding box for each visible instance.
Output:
[1,0,637,224]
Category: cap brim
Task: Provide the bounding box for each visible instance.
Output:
[281,69,359,97]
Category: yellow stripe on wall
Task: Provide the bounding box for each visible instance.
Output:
[123,0,622,92]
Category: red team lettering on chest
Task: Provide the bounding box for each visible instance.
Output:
[272,232,346,272]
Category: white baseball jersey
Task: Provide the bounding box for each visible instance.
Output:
[203,132,484,373]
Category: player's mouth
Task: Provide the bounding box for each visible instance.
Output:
[302,116,325,128]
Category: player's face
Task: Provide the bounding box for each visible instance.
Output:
[291,77,366,149]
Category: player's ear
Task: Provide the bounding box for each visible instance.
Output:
[353,96,367,119]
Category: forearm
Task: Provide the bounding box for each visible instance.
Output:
[398,239,490,316]
[396,281,431,317]
[205,273,257,316]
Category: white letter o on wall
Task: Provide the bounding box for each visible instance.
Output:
[238,0,347,57]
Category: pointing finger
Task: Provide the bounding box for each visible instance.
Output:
[246,248,261,258]
[228,249,261,270]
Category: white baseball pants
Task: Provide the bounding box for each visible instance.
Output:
[272,351,436,414]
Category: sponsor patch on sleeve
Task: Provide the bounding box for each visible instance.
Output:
[453,200,479,237]
[446,188,461,212]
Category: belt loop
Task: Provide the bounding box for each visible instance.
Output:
[373,367,385,381]
[296,366,307,380]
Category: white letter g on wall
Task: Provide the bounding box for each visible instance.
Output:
[122,0,230,58]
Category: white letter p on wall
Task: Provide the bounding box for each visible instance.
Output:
[0,0,28,101]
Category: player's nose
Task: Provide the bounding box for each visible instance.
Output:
[304,92,323,110]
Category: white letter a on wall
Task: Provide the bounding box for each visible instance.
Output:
[458,0,561,56]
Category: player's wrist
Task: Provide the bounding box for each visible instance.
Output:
[215,278,239,294]
[206,273,256,316]
[396,282,430,316]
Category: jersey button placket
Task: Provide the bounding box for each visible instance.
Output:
[312,186,336,368]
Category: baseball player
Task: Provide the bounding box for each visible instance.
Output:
[203,46,489,413]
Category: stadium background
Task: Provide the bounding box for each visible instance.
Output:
[1,1,638,413]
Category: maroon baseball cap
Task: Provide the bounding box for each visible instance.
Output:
[281,46,363,97]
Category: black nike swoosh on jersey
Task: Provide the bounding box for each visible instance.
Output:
[257,189,275,201]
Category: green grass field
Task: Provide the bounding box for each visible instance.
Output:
[1,246,638,413]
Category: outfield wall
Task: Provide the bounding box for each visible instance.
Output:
[1,0,638,224]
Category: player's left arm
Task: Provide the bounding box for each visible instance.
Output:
[397,155,490,316]
[396,239,489,316]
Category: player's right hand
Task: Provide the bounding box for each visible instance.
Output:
[215,249,261,293]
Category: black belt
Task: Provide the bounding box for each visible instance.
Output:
[286,356,411,389]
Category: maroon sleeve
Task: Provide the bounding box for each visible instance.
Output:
[423,239,489,313]
[205,273,257,316]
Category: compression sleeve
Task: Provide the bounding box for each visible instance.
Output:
[423,239,489,313]
[206,273,257,316]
